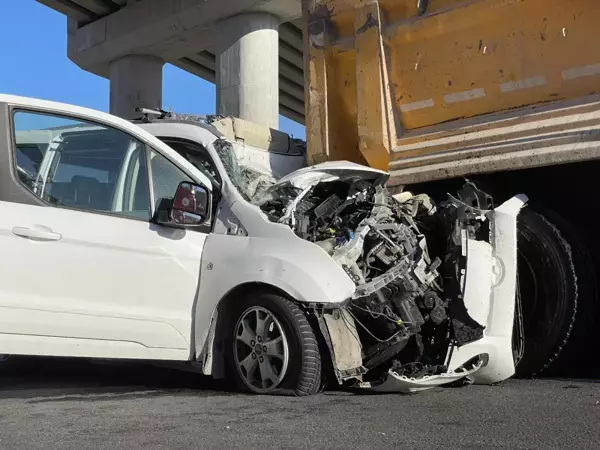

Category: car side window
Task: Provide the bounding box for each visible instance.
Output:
[149,149,193,212]
[12,110,151,220]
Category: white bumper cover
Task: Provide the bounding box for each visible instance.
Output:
[365,194,528,393]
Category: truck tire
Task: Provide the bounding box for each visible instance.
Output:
[0,355,10,369]
[530,208,599,376]
[226,292,322,395]
[0,355,19,375]
[514,208,578,377]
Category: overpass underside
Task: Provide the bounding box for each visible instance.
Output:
[36,0,306,128]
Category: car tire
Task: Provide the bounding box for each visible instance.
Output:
[514,207,578,377]
[225,291,322,396]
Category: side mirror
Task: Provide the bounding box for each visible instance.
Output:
[156,182,211,227]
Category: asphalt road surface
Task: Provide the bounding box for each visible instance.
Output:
[0,358,599,450]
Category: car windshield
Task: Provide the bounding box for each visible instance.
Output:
[216,139,279,203]
[212,139,245,196]
[166,136,272,203]
[157,135,265,202]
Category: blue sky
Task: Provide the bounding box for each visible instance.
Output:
[0,0,305,139]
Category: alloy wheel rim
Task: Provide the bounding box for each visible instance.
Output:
[234,306,289,393]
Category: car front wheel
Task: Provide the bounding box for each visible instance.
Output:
[226,292,322,395]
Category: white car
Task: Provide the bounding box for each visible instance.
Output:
[0,94,526,394]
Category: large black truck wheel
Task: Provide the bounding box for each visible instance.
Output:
[514,208,578,376]
[0,355,22,376]
[514,207,597,377]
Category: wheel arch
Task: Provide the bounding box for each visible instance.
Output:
[199,281,331,381]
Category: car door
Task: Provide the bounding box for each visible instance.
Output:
[0,105,209,361]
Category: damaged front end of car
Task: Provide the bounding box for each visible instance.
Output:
[253,163,527,393]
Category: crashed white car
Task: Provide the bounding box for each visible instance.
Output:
[0,95,526,394]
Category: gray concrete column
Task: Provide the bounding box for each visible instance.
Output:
[216,13,280,129]
[109,55,163,119]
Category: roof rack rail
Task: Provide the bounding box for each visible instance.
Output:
[135,107,172,122]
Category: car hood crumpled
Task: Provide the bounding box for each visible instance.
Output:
[275,161,389,190]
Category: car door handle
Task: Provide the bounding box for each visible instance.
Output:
[12,226,62,242]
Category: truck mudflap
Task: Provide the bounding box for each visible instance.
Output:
[361,194,528,392]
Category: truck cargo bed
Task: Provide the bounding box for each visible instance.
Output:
[302,0,600,186]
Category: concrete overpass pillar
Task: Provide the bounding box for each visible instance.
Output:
[216,13,279,129]
[109,55,164,119]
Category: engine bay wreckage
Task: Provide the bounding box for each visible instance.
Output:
[251,162,528,393]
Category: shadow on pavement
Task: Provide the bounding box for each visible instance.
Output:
[0,356,235,400]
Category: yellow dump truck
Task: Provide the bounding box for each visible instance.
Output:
[302,0,600,376]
